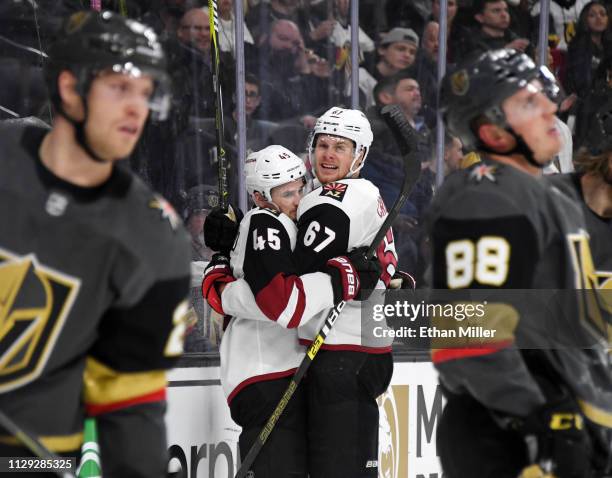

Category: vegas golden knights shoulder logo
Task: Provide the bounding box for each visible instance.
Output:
[567,232,612,344]
[0,248,80,393]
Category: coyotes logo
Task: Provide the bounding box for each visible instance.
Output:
[320,182,348,202]
[0,249,80,393]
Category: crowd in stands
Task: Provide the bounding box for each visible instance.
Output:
[2,0,611,351]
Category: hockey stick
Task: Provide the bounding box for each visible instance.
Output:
[0,408,76,478]
[235,104,420,477]
[208,0,229,209]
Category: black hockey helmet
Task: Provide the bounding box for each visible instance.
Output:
[439,49,561,151]
[45,10,171,121]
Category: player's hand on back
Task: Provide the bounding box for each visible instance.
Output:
[202,254,236,315]
[326,247,382,303]
[203,205,243,255]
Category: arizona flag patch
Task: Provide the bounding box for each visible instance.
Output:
[320,182,348,202]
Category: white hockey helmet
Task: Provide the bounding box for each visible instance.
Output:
[245,145,307,202]
[308,107,374,177]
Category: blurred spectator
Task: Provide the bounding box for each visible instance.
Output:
[437,131,465,175]
[245,0,310,46]
[140,0,188,39]
[467,0,533,56]
[566,1,612,97]
[385,0,430,35]
[135,6,237,207]
[182,184,219,261]
[530,0,591,51]
[217,0,255,57]
[168,6,234,118]
[304,0,377,109]
[247,19,331,121]
[371,27,419,81]
[181,187,222,355]
[327,0,375,57]
[413,21,440,125]
[430,0,476,62]
[177,6,211,53]
[363,71,434,271]
[575,54,612,149]
[226,73,279,152]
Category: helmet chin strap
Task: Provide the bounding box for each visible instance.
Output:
[345,147,366,178]
[478,126,548,169]
[56,100,113,164]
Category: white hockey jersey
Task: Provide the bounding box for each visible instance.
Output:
[294,178,398,352]
[219,207,334,402]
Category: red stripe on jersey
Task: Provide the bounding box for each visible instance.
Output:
[85,388,166,416]
[431,340,513,363]
[298,339,393,354]
[227,368,298,405]
[255,272,306,328]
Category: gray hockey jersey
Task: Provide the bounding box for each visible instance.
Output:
[427,160,612,445]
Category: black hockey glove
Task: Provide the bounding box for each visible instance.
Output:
[348,247,382,300]
[515,395,592,478]
[203,205,243,254]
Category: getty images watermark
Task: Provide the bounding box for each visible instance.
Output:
[371,299,493,340]
[360,288,612,350]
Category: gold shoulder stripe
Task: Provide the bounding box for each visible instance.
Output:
[83,357,167,406]
[0,431,83,453]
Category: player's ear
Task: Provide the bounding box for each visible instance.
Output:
[57,70,85,121]
[477,123,515,152]
[252,191,266,208]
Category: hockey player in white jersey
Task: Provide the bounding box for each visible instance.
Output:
[202,145,382,477]
[204,110,399,476]
[292,107,399,477]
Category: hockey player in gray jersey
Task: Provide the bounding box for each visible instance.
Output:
[202,145,382,477]
[0,11,191,477]
[428,49,612,478]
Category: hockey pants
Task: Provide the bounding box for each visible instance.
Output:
[230,376,308,477]
[306,350,393,478]
[437,393,528,478]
